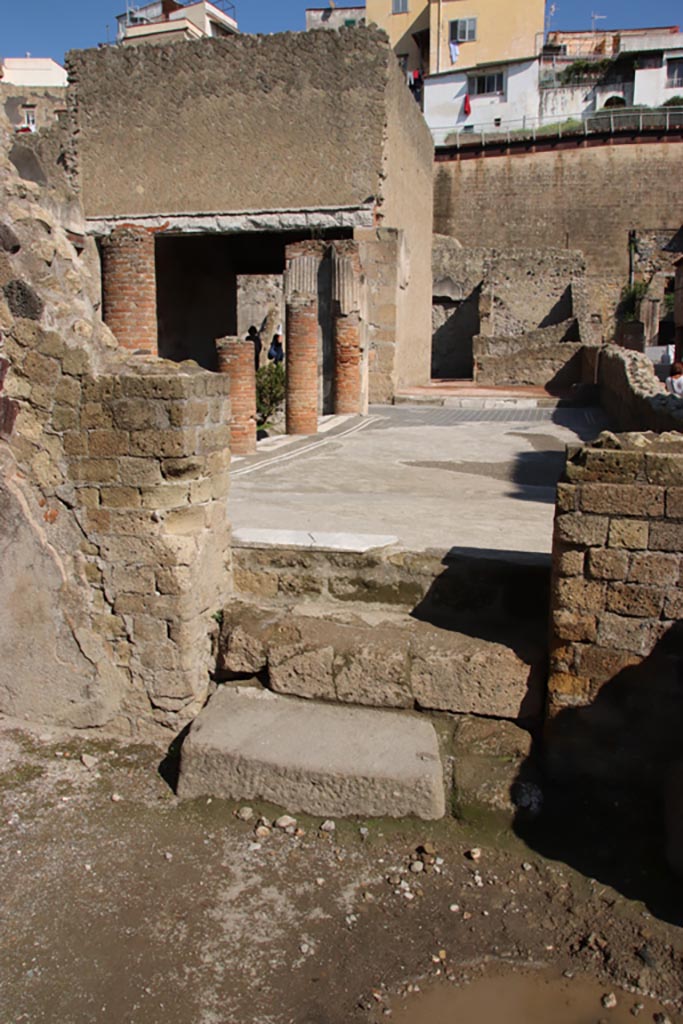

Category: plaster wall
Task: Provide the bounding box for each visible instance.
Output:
[429,0,543,76]
[380,56,434,389]
[67,30,390,220]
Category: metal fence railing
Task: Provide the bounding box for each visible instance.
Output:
[432,105,683,148]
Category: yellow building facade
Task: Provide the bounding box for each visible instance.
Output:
[365,0,544,75]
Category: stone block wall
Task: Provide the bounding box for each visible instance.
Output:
[0,107,232,736]
[434,142,683,329]
[547,431,683,785]
[597,344,683,432]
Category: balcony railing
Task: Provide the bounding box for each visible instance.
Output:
[432,105,683,148]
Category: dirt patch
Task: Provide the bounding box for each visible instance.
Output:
[1,716,682,1024]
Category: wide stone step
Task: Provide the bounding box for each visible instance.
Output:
[177,686,446,820]
[218,601,545,724]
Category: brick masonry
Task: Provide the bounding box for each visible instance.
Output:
[101,226,157,354]
[216,336,257,455]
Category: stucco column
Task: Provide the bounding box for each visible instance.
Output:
[101,226,158,354]
[332,244,363,415]
[285,251,320,436]
[216,336,257,455]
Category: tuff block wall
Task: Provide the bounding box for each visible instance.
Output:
[434,142,683,326]
[0,107,232,736]
[547,431,683,786]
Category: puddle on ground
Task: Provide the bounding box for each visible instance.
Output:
[389,967,679,1024]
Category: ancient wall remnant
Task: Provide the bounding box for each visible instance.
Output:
[67,28,434,402]
[431,235,591,383]
[547,431,683,790]
[0,106,232,736]
[434,142,683,327]
[596,344,683,432]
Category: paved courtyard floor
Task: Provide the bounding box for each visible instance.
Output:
[230,404,609,557]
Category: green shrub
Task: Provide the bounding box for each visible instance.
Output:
[256,362,286,426]
[619,280,648,322]
[662,96,683,107]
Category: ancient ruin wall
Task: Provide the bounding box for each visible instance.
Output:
[596,344,683,433]
[379,56,434,390]
[66,30,390,219]
[434,142,683,325]
[0,112,232,736]
[547,432,683,787]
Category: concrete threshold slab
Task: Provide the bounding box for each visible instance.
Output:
[177,687,446,820]
[232,528,399,552]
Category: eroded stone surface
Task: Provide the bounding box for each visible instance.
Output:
[177,687,446,819]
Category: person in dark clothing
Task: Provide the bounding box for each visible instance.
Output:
[246,325,261,371]
[268,331,285,364]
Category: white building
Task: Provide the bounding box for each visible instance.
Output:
[116,0,238,46]
[425,56,539,143]
[424,24,683,144]
[305,7,365,31]
[0,58,68,88]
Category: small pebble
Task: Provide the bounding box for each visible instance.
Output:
[300,943,310,955]
[257,816,271,828]
[164,851,173,862]
[449,904,460,913]
[236,806,253,822]
[522,862,533,871]
[316,877,325,887]
[275,815,297,830]
[653,1014,672,1024]
[630,1004,643,1018]
[601,993,618,1010]
[248,842,261,852]
[466,848,482,862]
[320,819,336,833]
[81,753,98,770]
[111,793,123,803]
[359,827,369,840]
[410,861,425,874]
[254,825,271,839]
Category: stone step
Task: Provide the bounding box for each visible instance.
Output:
[218,600,545,725]
[177,686,446,820]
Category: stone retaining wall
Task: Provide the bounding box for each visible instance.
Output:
[596,344,683,432]
[233,543,550,620]
[547,431,683,787]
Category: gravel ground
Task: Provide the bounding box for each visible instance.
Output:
[1,715,681,1024]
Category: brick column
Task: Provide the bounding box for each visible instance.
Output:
[216,336,257,455]
[101,226,157,354]
[332,244,363,415]
[285,248,321,436]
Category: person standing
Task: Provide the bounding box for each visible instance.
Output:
[246,325,261,371]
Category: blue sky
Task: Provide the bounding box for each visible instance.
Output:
[1,1,681,63]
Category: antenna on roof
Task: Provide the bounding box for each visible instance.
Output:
[591,11,606,32]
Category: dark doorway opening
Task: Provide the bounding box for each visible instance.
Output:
[154,228,352,371]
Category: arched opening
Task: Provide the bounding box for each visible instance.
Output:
[603,95,626,109]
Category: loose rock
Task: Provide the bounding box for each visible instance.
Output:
[236,806,253,822]
[320,819,336,833]
[601,993,618,1010]
[275,815,297,830]
[81,754,98,770]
